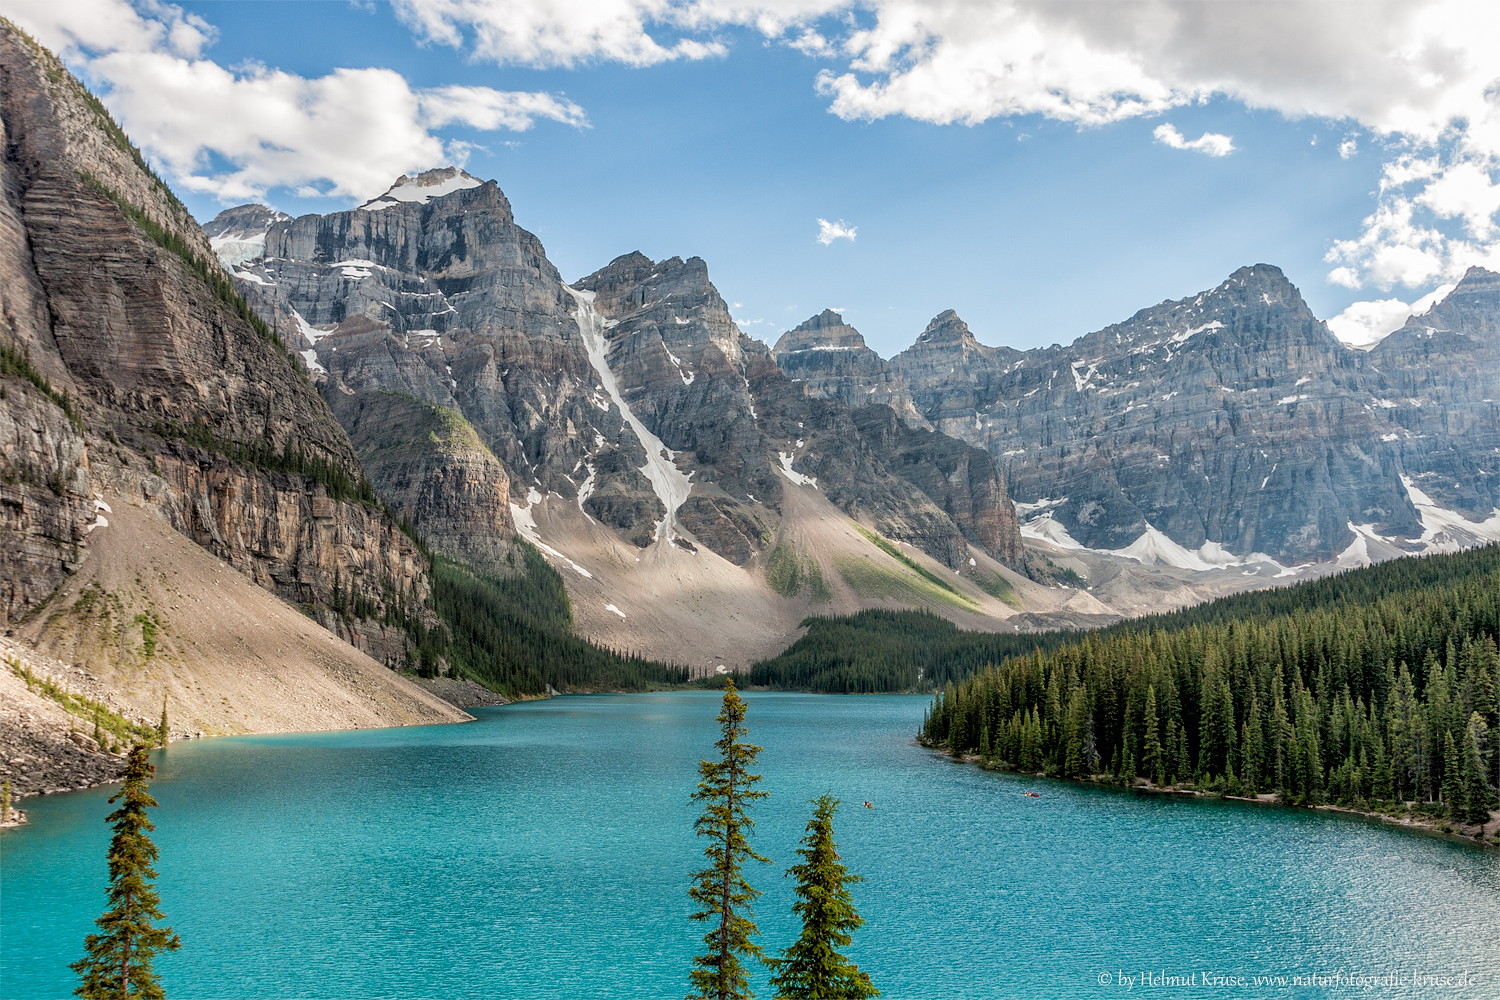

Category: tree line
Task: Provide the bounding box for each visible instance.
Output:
[919,548,1500,825]
[754,543,1500,696]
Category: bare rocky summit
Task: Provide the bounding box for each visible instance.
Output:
[773,309,928,427]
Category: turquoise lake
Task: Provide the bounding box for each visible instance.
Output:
[3,692,1499,998]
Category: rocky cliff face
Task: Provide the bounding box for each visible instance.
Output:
[330,389,515,571]
[219,183,1030,577]
[875,264,1500,567]
[1361,266,1500,542]
[0,21,429,662]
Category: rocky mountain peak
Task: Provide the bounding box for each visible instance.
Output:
[915,309,971,345]
[1399,266,1500,341]
[895,310,1013,374]
[204,204,292,268]
[358,166,484,212]
[575,250,656,292]
[203,203,291,239]
[772,310,868,355]
[799,309,848,331]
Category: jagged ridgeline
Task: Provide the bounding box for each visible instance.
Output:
[915,544,1499,809]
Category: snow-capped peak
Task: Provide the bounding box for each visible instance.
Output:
[359,167,483,212]
[204,204,291,269]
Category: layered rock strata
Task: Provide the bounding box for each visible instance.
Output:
[0,22,431,656]
[771,264,1500,568]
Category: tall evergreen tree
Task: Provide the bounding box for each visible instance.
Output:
[157,697,169,749]
[71,745,180,1000]
[1172,719,1190,788]
[769,796,879,1000]
[689,680,771,1000]
[1461,719,1492,825]
[1242,696,1264,795]
[1441,730,1464,820]
[1142,686,1164,786]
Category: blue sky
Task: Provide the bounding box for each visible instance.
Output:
[14,0,1500,355]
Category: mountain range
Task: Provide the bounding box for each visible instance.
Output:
[4,17,1500,764]
[207,166,1500,654]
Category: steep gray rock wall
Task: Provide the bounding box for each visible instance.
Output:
[574,252,1026,570]
[330,389,516,571]
[0,21,430,656]
[1364,266,1500,524]
[773,310,929,427]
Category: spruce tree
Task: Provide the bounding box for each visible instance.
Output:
[1462,720,1491,825]
[1441,730,1464,820]
[1142,686,1163,786]
[1173,720,1190,788]
[689,680,771,1000]
[769,796,879,1000]
[157,697,169,749]
[72,745,180,999]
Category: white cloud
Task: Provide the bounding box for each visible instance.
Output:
[1415,161,1500,239]
[391,0,730,68]
[13,0,1500,297]
[387,0,1500,301]
[1324,153,1500,291]
[815,218,856,244]
[7,0,587,203]
[788,28,834,57]
[1326,282,1457,349]
[1153,123,1234,157]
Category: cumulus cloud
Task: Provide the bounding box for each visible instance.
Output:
[387,0,1500,298]
[391,0,730,68]
[816,218,856,244]
[12,0,1500,301]
[1153,123,1234,157]
[1326,282,1457,349]
[6,0,587,202]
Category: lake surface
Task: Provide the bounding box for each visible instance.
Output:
[3,692,1499,999]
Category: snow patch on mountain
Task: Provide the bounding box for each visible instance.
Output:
[777,452,818,488]
[510,488,594,577]
[359,168,482,212]
[1402,475,1500,553]
[567,285,694,543]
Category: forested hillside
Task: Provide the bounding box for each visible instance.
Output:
[754,546,1500,693]
[917,545,1499,820]
[363,530,688,698]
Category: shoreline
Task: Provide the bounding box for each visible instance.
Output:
[926,742,1500,850]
